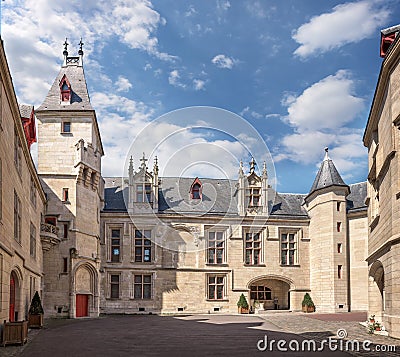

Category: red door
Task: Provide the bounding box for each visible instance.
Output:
[9,275,15,321]
[76,294,88,317]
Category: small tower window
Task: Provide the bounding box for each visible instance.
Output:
[62,121,71,133]
[190,178,202,200]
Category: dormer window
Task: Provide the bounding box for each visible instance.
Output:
[247,187,260,207]
[190,178,202,200]
[59,74,71,103]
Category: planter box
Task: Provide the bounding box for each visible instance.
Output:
[28,314,43,329]
[302,305,315,313]
[238,307,249,314]
[2,320,28,346]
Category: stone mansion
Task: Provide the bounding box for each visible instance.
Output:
[0,25,399,338]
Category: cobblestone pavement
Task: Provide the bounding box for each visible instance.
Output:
[256,312,400,357]
[0,313,398,357]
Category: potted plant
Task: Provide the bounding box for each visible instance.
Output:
[237,293,249,314]
[374,322,381,331]
[301,293,315,313]
[28,291,44,328]
[369,314,375,323]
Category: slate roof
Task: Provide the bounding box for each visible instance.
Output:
[19,104,33,118]
[308,155,348,196]
[36,64,93,111]
[102,176,367,217]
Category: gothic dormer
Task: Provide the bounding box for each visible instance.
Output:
[190,177,202,200]
[237,157,269,216]
[128,153,159,213]
[59,74,71,103]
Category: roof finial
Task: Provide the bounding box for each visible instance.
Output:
[262,161,268,178]
[78,38,84,56]
[140,152,148,170]
[324,147,330,161]
[63,38,69,56]
[249,157,256,174]
[153,156,159,175]
[128,155,134,176]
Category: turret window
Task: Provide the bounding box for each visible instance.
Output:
[59,74,71,103]
[190,178,202,200]
[62,121,71,133]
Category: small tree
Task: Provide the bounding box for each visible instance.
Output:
[237,293,249,309]
[302,293,315,307]
[29,291,44,315]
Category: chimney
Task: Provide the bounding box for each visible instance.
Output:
[380,25,400,58]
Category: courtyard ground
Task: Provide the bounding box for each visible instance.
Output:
[0,312,399,357]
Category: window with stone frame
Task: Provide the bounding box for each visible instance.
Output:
[109,273,120,299]
[207,230,225,264]
[244,231,262,265]
[110,229,121,262]
[30,222,36,258]
[207,275,226,300]
[246,187,261,207]
[14,127,22,176]
[250,285,272,301]
[133,274,152,299]
[134,229,152,262]
[280,231,298,266]
[30,175,36,208]
[14,190,21,243]
[136,183,152,203]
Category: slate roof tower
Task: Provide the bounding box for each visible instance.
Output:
[36,39,104,318]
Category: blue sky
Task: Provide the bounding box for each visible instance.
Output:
[2,0,400,193]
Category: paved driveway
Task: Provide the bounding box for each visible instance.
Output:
[13,314,353,357]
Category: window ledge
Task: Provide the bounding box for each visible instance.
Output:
[62,200,71,205]
[244,264,266,267]
[105,298,121,301]
[60,132,73,136]
[280,264,300,267]
[206,299,229,302]
[129,298,154,301]
[206,263,229,267]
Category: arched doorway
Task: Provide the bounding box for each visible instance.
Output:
[73,263,98,318]
[369,261,385,320]
[248,277,291,310]
[9,271,20,321]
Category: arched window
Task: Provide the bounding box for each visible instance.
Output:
[59,74,71,102]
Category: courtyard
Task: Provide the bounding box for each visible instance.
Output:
[1,312,399,357]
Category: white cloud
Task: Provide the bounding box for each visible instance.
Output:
[193,79,206,91]
[115,76,133,92]
[293,0,390,58]
[168,70,186,88]
[2,0,175,105]
[277,70,366,178]
[211,54,238,69]
[245,1,275,19]
[283,70,364,132]
[217,1,231,11]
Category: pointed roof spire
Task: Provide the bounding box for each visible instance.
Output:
[262,161,268,178]
[128,156,134,176]
[140,152,148,170]
[78,38,84,56]
[238,160,244,178]
[249,157,256,174]
[307,148,348,197]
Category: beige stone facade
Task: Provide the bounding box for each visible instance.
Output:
[0,39,46,323]
[364,29,400,338]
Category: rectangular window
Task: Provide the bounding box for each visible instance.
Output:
[337,222,342,232]
[250,286,272,301]
[134,274,152,299]
[246,187,260,207]
[30,176,36,208]
[281,232,297,265]
[337,243,343,253]
[14,191,21,243]
[207,231,225,264]
[14,127,22,175]
[30,223,36,258]
[338,265,343,279]
[207,275,225,300]
[0,158,2,221]
[336,202,341,211]
[134,229,152,262]
[63,257,68,273]
[63,223,68,239]
[136,184,152,203]
[62,188,69,202]
[62,121,71,133]
[111,229,121,262]
[110,274,120,299]
[245,232,262,265]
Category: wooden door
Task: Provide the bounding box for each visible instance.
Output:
[76,294,88,317]
[9,275,15,321]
